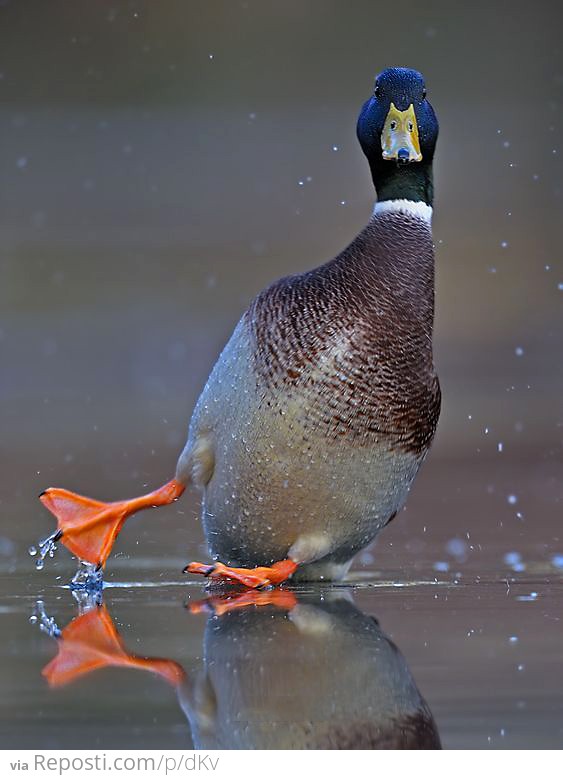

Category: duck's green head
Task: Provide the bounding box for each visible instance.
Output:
[357,67,438,206]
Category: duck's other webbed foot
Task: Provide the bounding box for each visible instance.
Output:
[183,559,298,589]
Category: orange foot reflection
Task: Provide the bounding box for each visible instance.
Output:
[42,604,185,688]
[188,588,298,616]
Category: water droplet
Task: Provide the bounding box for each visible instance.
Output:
[503,551,522,565]
[31,530,60,570]
[446,538,467,558]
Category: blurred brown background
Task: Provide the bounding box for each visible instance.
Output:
[1,0,562,575]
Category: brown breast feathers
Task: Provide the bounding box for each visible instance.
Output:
[246,213,441,457]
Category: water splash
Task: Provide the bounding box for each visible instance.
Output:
[69,561,104,591]
[29,600,61,638]
[28,530,62,570]
[71,586,103,612]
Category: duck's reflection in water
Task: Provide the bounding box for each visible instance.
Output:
[37,590,441,750]
[38,599,185,689]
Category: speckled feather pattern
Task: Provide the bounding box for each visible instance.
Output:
[177,209,440,578]
[248,212,440,455]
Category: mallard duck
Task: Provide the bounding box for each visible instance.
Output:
[39,66,440,586]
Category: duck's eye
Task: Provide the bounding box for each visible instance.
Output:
[374,84,381,97]
[390,120,397,131]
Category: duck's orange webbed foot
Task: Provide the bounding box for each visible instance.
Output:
[184,559,298,589]
[188,588,298,615]
[43,605,185,688]
[39,479,185,567]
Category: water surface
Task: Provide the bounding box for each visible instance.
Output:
[2,558,561,749]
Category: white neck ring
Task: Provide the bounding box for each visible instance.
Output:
[373,199,433,224]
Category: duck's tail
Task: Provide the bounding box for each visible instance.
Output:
[39,479,185,567]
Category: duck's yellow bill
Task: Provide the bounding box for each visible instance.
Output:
[381,102,422,163]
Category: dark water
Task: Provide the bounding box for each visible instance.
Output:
[1,0,562,752]
[1,556,562,750]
